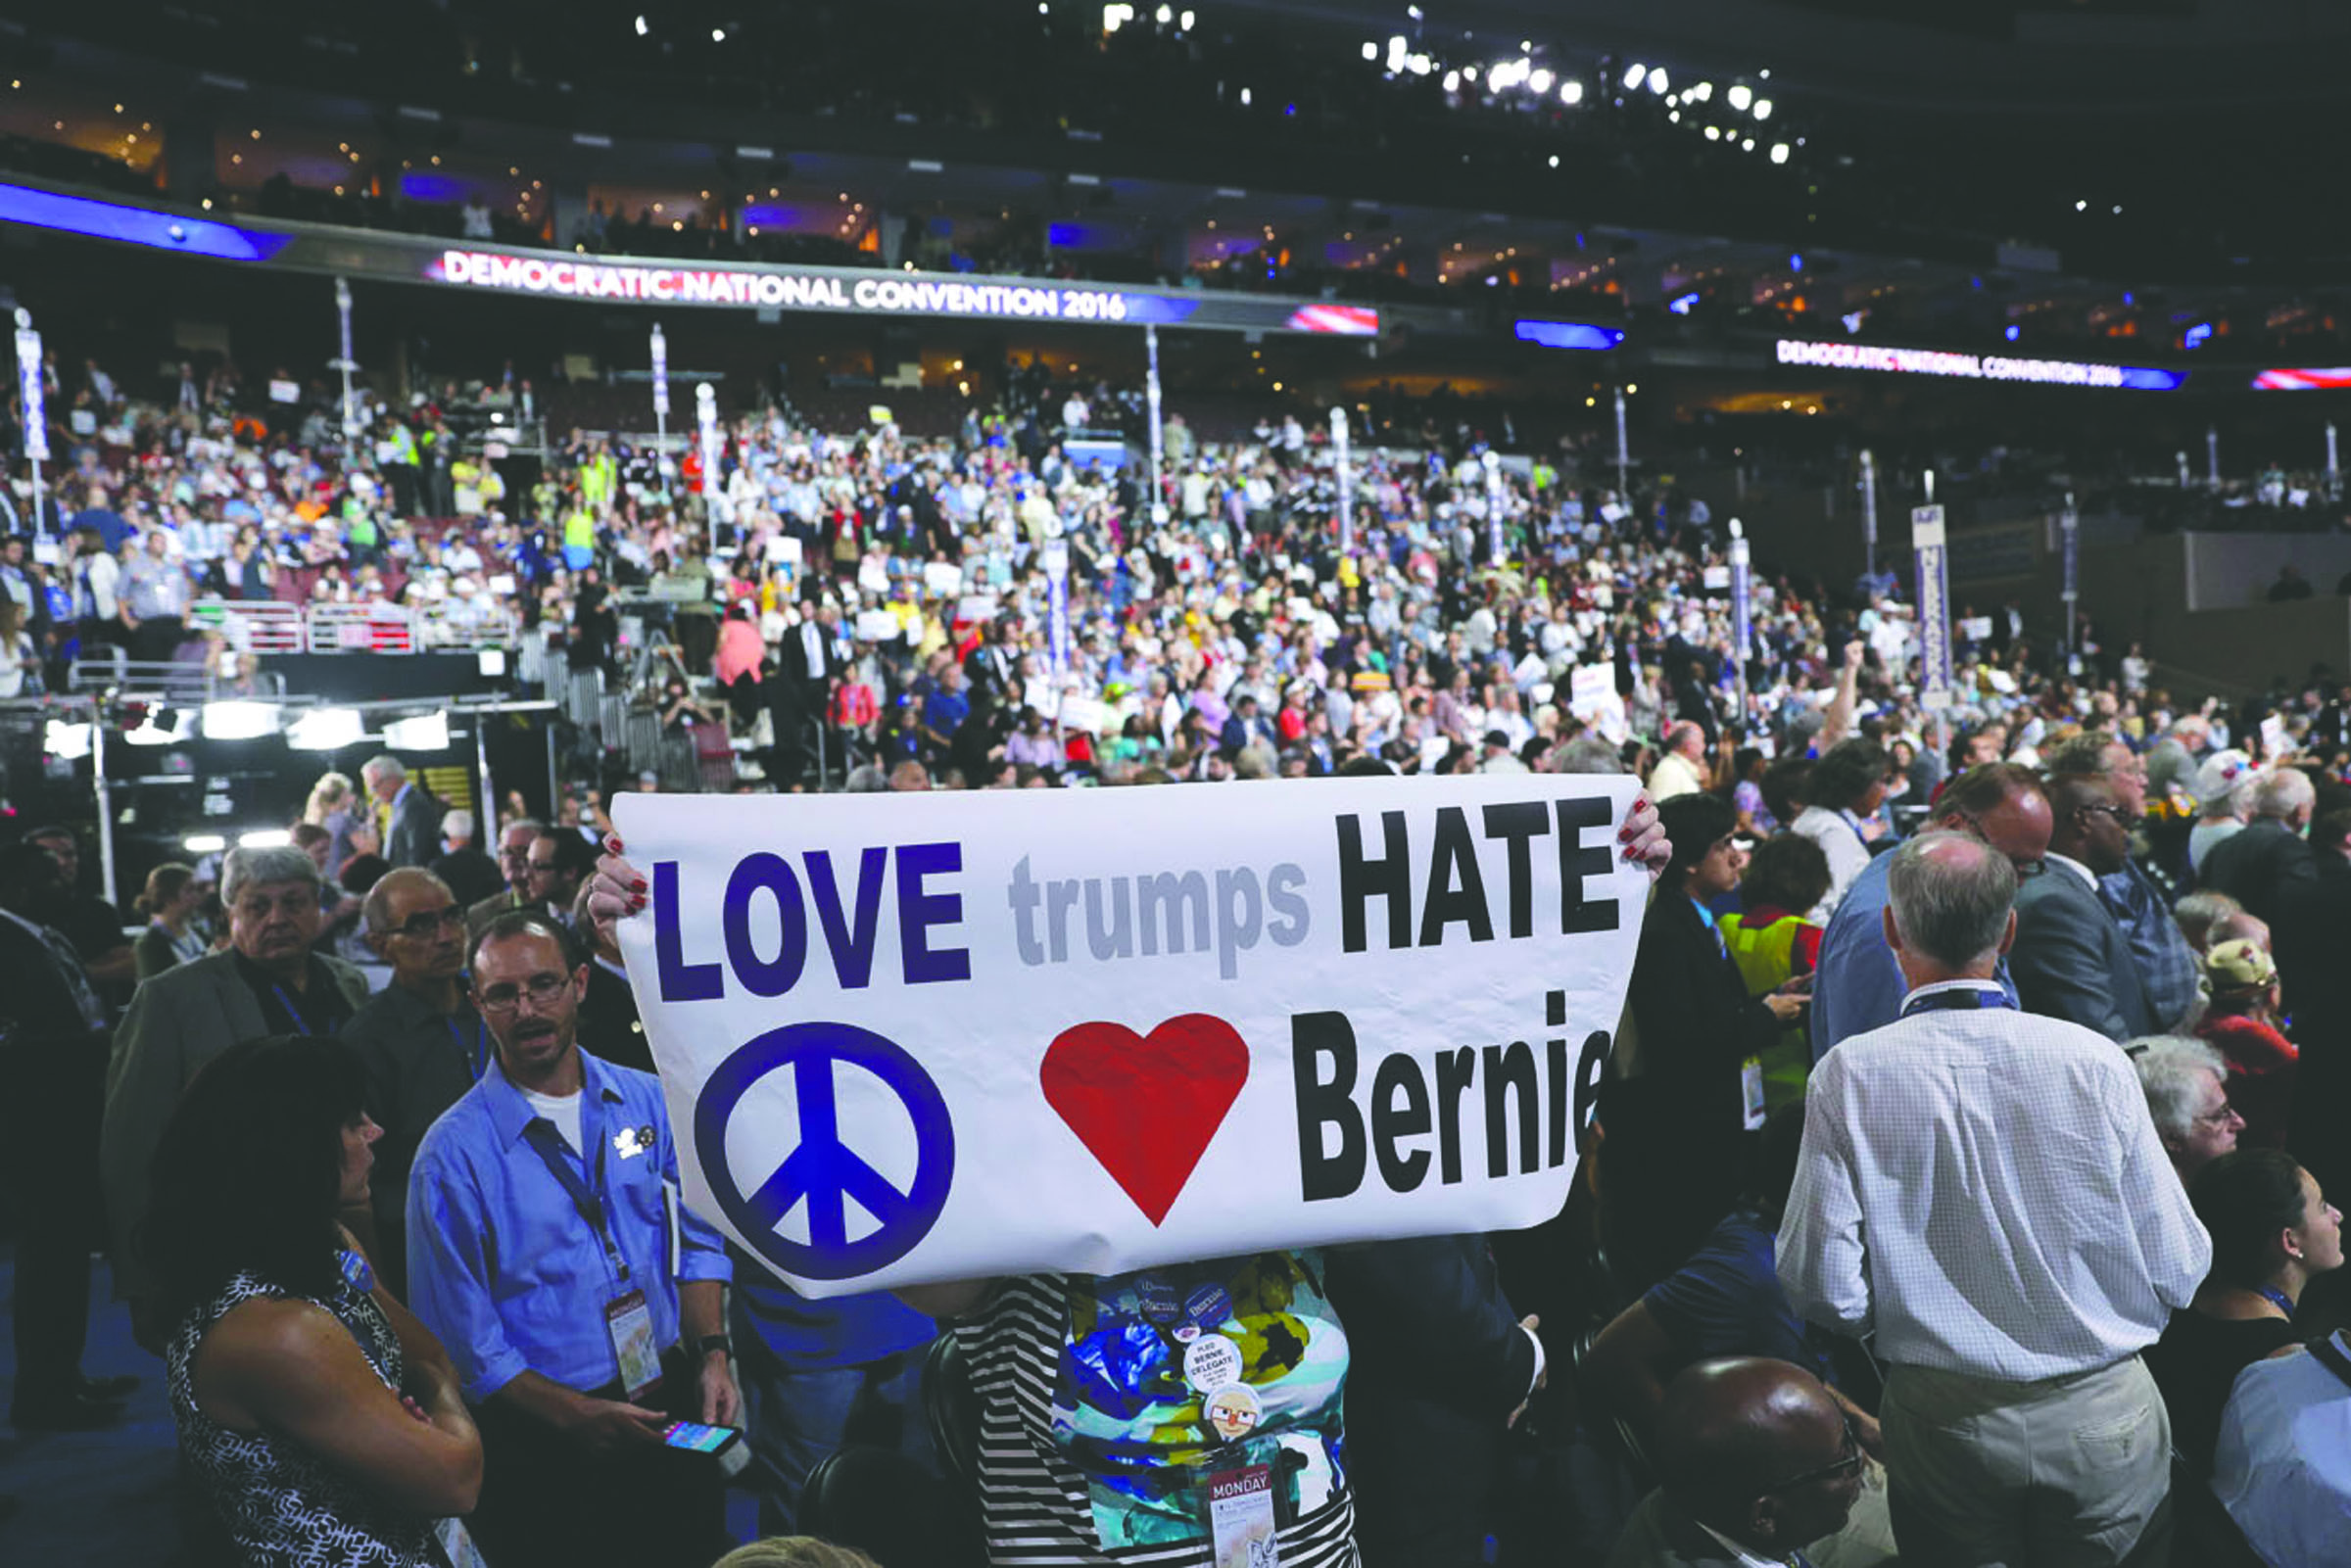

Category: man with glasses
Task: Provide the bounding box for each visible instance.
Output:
[1607,1357,1876,1567]
[2047,732,2202,1033]
[1781,832,2208,1567]
[522,826,599,941]
[102,843,372,1321]
[338,868,488,1298]
[465,817,543,935]
[2011,774,2158,1042]
[1810,763,2051,1059]
[406,911,737,1568]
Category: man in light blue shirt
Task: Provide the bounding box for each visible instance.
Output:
[408,911,735,1568]
[1810,764,2049,1060]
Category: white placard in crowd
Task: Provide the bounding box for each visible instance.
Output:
[765,535,804,567]
[1702,565,1732,591]
[1056,694,1104,735]
[923,561,964,597]
[1960,616,1993,641]
[853,608,900,642]
[613,779,1645,1297]
[1567,665,1630,744]
[955,594,1000,625]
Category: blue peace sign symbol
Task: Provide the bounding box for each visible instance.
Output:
[695,1021,955,1281]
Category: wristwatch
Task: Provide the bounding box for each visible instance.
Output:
[694,1333,733,1362]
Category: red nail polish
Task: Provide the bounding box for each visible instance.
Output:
[632,879,648,893]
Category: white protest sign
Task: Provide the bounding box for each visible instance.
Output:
[853,608,900,642]
[613,777,1645,1297]
[923,561,964,598]
[1567,665,1629,744]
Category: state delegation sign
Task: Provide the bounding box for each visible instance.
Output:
[612,776,1645,1298]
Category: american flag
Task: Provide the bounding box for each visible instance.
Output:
[2251,366,2351,391]
[1283,304,1380,336]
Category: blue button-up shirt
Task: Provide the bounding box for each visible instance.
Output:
[407,1050,730,1403]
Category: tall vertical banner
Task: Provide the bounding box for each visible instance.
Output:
[1482,450,1507,566]
[649,323,671,419]
[2059,494,2080,669]
[1144,323,1166,528]
[612,777,1647,1296]
[1912,504,1953,708]
[1043,536,1071,677]
[1331,407,1354,556]
[1858,449,1878,584]
[1728,520,1751,713]
[15,320,48,462]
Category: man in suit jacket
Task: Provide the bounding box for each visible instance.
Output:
[2199,765,2318,927]
[363,752,445,870]
[1325,1235,1544,1567]
[1607,1358,1872,1568]
[101,844,371,1314]
[2013,775,2157,1042]
[0,842,136,1428]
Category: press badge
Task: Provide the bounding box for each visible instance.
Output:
[1740,1057,1767,1132]
[1206,1465,1279,1568]
[605,1289,663,1402]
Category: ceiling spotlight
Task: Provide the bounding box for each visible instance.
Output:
[633,14,648,34]
[1623,64,1647,91]
[1560,79,1583,105]
[1648,68,1669,94]
[1769,142,1790,164]
[1727,83,1753,111]
[1751,98,1772,120]
[1443,69,1461,91]
[2075,199,2087,212]
[1529,68,1554,94]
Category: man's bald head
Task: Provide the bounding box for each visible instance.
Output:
[1655,1357,1861,1551]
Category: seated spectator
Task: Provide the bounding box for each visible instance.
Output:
[2146,1149,2343,1477]
[103,843,372,1320]
[2172,888,2243,952]
[1787,739,1885,918]
[1716,835,1833,1113]
[2194,938,2298,1149]
[1606,1357,1885,1568]
[1646,722,1708,802]
[1586,1108,1881,1462]
[2132,1035,2243,1183]
[147,1035,482,1565]
[2212,1328,2351,1568]
[131,861,211,978]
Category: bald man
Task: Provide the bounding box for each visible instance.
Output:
[1607,1357,1877,1567]
[339,867,491,1296]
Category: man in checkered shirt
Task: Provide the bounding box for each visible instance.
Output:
[1779,831,2210,1567]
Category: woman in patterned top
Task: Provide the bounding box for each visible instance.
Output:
[147,1035,483,1567]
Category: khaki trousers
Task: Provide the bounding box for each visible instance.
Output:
[1880,1354,2172,1568]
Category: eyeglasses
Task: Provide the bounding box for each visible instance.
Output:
[390,906,466,940]
[2075,802,2135,826]
[2194,1101,2244,1128]
[1759,1414,1865,1495]
[476,973,571,1015]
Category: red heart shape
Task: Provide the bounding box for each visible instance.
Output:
[1040,1014,1251,1226]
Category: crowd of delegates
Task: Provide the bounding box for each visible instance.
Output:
[13,332,2351,1568]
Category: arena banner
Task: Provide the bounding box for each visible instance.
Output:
[612,776,1646,1298]
[0,179,1425,338]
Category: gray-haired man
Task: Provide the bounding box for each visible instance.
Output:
[101,843,371,1316]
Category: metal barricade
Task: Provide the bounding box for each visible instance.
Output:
[308,602,417,654]
[564,667,603,729]
[600,693,634,752]
[190,597,307,654]
[414,599,520,650]
[67,656,287,701]
[626,709,664,775]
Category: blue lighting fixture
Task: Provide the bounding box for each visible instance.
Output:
[1512,319,1626,351]
[1788,253,1802,272]
[1667,291,1701,315]
[2004,324,2021,343]
[0,182,295,261]
[2183,322,2213,350]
